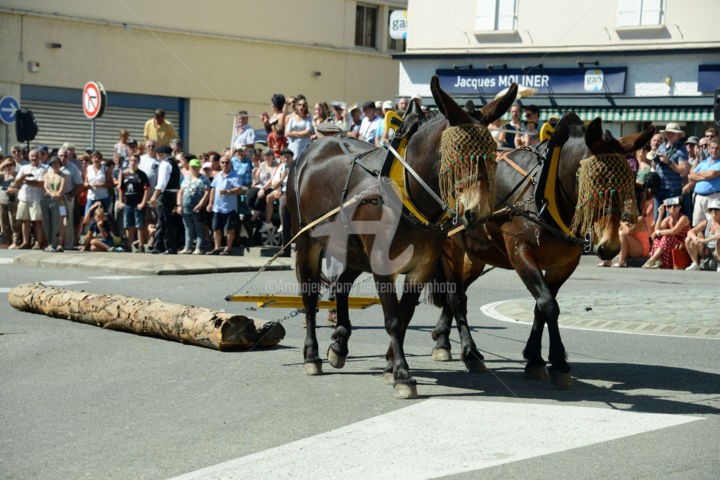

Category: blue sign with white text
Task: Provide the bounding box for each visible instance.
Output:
[0,96,20,124]
[435,67,627,96]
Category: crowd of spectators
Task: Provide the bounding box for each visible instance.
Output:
[0,97,417,256]
[596,125,720,271]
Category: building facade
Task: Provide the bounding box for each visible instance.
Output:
[396,0,720,137]
[0,0,406,153]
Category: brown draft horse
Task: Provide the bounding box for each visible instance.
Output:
[287,77,517,398]
[429,114,655,387]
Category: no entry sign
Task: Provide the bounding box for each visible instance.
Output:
[82,81,106,119]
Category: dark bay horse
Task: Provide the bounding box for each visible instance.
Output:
[287,77,517,398]
[429,114,655,387]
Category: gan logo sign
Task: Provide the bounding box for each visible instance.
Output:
[389,10,407,40]
[584,69,605,92]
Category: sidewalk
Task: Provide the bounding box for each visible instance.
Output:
[8,248,293,275]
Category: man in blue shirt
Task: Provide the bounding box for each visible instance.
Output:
[654,123,689,220]
[687,139,720,226]
[205,156,245,255]
[230,147,254,188]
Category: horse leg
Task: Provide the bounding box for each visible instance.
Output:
[327,268,361,369]
[431,304,454,361]
[297,237,324,375]
[509,252,551,380]
[542,262,579,388]
[383,284,422,384]
[377,275,418,399]
[452,291,487,373]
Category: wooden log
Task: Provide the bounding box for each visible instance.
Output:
[8,283,285,351]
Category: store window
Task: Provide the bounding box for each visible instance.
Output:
[355,4,378,48]
[475,0,517,31]
[617,0,664,27]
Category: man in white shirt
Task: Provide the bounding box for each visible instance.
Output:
[139,140,160,192]
[358,101,381,144]
[232,110,256,151]
[13,148,46,248]
[58,148,84,249]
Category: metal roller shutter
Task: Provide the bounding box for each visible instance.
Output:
[21,100,181,156]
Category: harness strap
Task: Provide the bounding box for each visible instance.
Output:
[386,143,456,218]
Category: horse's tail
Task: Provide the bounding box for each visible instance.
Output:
[426,255,449,309]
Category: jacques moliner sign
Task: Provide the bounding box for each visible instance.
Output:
[436,67,627,96]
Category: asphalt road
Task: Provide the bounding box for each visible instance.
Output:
[1,255,718,479]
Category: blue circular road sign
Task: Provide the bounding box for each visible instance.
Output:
[0,96,20,124]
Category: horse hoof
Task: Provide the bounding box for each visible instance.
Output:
[525,365,549,380]
[550,370,573,389]
[327,348,346,369]
[303,362,323,376]
[393,383,418,399]
[465,358,488,373]
[383,372,394,384]
[431,348,452,362]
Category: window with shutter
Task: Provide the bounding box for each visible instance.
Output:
[476,0,517,31]
[617,0,664,27]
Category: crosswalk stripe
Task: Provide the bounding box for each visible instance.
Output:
[40,280,90,287]
[169,399,701,480]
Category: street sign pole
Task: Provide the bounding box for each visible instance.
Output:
[4,124,7,154]
[91,118,95,150]
[82,81,106,149]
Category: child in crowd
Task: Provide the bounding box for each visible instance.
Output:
[176,158,211,254]
[80,202,115,252]
[684,199,720,271]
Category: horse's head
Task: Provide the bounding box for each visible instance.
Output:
[572,118,655,260]
[430,75,517,228]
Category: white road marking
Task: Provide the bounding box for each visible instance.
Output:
[481,300,720,340]
[0,258,13,264]
[0,287,10,293]
[40,280,90,287]
[88,275,146,280]
[170,399,701,480]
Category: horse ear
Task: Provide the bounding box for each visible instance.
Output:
[478,83,518,125]
[430,75,474,126]
[617,125,656,154]
[584,117,604,151]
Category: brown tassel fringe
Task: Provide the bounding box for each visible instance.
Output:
[571,153,637,235]
[439,124,498,211]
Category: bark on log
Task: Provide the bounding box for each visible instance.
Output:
[8,283,285,351]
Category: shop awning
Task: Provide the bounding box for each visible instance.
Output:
[501,107,713,123]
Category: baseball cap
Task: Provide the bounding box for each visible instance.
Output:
[362,101,375,110]
[332,101,346,110]
[382,100,393,110]
[157,145,172,155]
[38,145,49,152]
[280,148,294,157]
[201,161,213,170]
[188,159,201,167]
[684,136,699,145]
[663,196,681,206]
[707,198,720,210]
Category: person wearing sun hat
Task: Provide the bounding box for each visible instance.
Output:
[654,122,690,221]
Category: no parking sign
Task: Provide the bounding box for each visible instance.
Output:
[82,81,106,119]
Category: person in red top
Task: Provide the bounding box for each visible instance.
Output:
[267,124,288,158]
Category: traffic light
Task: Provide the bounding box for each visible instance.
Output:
[715,89,720,128]
[15,109,38,143]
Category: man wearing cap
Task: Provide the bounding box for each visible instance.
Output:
[144,109,177,147]
[230,146,254,188]
[358,101,381,144]
[375,100,395,146]
[684,136,701,169]
[148,145,181,254]
[686,139,720,226]
[57,148,83,249]
[345,104,363,138]
[232,110,256,151]
[331,102,348,131]
[654,123,690,220]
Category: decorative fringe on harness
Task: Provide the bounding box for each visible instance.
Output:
[571,153,637,235]
[439,124,498,211]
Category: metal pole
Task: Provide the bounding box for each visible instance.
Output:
[4,124,7,154]
[91,118,95,150]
